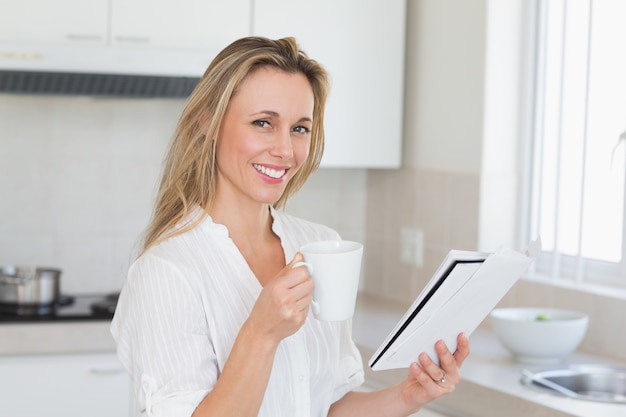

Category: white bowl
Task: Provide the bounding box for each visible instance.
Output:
[490,307,589,364]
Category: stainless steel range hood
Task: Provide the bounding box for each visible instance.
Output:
[0,43,209,98]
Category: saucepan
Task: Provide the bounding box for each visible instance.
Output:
[0,265,62,307]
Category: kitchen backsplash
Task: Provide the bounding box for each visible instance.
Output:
[0,95,180,293]
[0,95,368,294]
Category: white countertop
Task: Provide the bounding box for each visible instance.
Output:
[0,321,115,356]
[353,293,626,417]
[2,294,625,417]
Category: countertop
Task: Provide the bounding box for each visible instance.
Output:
[0,321,115,355]
[353,293,626,417]
[0,294,117,356]
[2,293,625,416]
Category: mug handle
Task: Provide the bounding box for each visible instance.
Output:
[292,261,320,316]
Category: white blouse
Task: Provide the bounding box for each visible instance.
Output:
[111,207,364,417]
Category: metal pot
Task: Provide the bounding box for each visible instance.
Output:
[0,266,61,306]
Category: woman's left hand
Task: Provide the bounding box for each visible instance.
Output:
[401,333,470,410]
[328,333,470,417]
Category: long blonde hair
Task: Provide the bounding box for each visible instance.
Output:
[141,37,330,254]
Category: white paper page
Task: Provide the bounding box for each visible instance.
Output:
[369,240,540,371]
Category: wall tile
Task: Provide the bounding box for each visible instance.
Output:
[0,96,180,293]
[362,167,480,305]
[447,173,480,250]
[416,170,448,248]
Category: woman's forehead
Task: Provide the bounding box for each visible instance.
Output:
[229,67,314,118]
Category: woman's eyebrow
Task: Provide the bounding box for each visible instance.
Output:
[252,111,312,124]
[255,110,279,117]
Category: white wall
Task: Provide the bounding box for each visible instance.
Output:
[406,0,486,175]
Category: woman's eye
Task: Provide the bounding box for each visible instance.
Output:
[253,120,271,128]
[292,125,311,134]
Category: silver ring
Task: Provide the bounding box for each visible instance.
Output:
[435,370,446,384]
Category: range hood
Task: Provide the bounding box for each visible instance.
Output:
[0,43,210,98]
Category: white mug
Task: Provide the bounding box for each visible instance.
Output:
[294,240,363,321]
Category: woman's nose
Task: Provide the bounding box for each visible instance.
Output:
[270,129,294,159]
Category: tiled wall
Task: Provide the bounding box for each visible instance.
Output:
[0,95,184,293]
[0,94,369,294]
[361,167,480,304]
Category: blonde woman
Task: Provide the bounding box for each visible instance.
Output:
[111,36,469,417]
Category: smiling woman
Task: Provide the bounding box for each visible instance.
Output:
[110,36,470,417]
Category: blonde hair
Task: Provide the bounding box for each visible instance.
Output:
[141,36,330,253]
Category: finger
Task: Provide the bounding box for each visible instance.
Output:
[287,252,313,275]
[295,293,313,312]
[453,333,470,366]
[288,252,305,266]
[278,258,312,289]
[418,351,447,383]
[432,340,457,371]
[280,268,315,302]
[408,362,438,388]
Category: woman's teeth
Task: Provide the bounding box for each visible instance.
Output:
[253,163,286,179]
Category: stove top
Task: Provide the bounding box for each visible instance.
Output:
[0,293,118,323]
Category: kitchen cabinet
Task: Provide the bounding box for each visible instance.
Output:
[0,0,404,168]
[0,0,249,52]
[0,0,108,44]
[0,352,131,417]
[110,0,249,50]
[253,0,406,168]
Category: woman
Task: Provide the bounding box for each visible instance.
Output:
[111,36,470,417]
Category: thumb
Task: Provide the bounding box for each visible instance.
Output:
[289,252,305,267]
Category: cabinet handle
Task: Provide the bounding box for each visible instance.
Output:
[89,367,125,375]
[114,36,151,44]
[66,34,104,42]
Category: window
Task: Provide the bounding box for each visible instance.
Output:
[528,0,626,287]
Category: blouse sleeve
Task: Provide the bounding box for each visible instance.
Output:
[332,320,365,403]
[111,254,216,417]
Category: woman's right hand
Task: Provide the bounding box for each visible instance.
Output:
[192,254,314,417]
[246,253,314,344]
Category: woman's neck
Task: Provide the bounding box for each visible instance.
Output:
[208,199,273,239]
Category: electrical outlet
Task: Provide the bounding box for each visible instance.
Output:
[400,228,424,267]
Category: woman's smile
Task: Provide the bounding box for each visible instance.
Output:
[252,163,288,180]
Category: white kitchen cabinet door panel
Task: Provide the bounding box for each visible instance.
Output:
[0,0,108,44]
[0,353,131,417]
[253,0,406,168]
[110,0,250,51]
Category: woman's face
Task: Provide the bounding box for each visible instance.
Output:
[214,67,314,207]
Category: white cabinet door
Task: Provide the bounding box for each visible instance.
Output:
[0,0,108,44]
[110,0,250,51]
[0,0,249,51]
[0,352,131,417]
[253,0,406,168]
